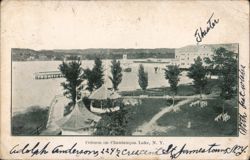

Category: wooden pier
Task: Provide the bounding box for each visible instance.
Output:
[34,71,64,80]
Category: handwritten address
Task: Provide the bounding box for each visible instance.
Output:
[10,142,248,159]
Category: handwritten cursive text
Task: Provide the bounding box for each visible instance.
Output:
[194,12,219,43]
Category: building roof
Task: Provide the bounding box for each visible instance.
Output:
[176,45,199,52]
[89,85,121,100]
[60,101,101,131]
[176,43,238,53]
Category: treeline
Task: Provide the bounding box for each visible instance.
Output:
[11,48,175,61]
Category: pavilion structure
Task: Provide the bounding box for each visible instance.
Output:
[89,85,121,114]
[57,101,101,135]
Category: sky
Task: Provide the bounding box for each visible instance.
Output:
[1,1,249,50]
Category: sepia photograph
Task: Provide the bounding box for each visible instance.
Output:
[1,1,249,159]
[11,43,239,136]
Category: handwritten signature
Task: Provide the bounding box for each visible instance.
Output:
[194,12,219,43]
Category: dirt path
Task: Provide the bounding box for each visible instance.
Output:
[132,96,198,135]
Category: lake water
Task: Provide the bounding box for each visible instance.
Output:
[12,60,192,113]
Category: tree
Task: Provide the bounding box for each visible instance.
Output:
[109,59,123,91]
[206,47,237,115]
[92,57,104,89]
[82,68,95,92]
[187,56,208,99]
[210,47,237,99]
[138,64,148,91]
[94,105,132,136]
[83,57,105,92]
[164,65,181,106]
[204,57,215,79]
[59,59,83,106]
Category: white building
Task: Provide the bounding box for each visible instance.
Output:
[175,43,238,69]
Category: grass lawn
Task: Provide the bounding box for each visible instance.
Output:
[12,106,49,135]
[119,79,220,97]
[95,79,222,136]
[124,98,176,134]
[157,97,238,136]
[120,85,195,97]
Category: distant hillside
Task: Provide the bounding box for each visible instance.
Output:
[11,48,175,61]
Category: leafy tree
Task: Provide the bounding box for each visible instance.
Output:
[94,105,132,136]
[164,65,181,106]
[206,47,237,114]
[138,64,148,91]
[210,47,237,99]
[83,57,104,92]
[92,57,104,89]
[109,59,123,90]
[82,68,95,92]
[204,57,216,79]
[59,59,83,106]
[188,56,208,99]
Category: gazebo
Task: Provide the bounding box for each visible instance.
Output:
[58,101,101,135]
[89,85,121,113]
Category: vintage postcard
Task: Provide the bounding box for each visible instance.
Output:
[0,0,249,159]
